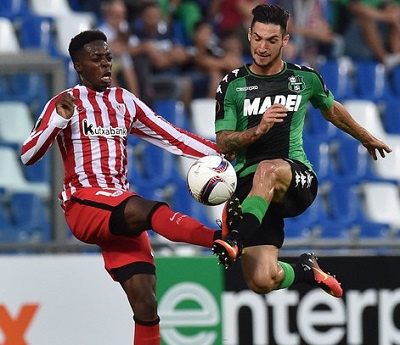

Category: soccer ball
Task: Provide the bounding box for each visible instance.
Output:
[186,155,237,206]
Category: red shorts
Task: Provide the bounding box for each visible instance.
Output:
[63,187,155,280]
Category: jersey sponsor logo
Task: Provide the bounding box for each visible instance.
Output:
[243,95,302,115]
[82,119,127,137]
[236,85,259,92]
[288,75,306,92]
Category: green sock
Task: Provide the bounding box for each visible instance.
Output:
[241,196,269,223]
[277,261,295,289]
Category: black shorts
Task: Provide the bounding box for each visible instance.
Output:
[233,159,318,248]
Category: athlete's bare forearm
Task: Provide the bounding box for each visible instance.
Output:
[216,127,261,154]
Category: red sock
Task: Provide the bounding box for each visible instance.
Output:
[134,319,160,345]
[150,205,216,248]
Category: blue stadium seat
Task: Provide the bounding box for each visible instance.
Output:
[19,15,59,57]
[0,201,22,242]
[284,217,314,239]
[23,155,51,183]
[306,106,340,140]
[318,59,355,101]
[9,74,50,116]
[328,180,392,239]
[303,137,337,183]
[392,65,400,96]
[335,136,381,183]
[0,16,20,53]
[328,181,363,225]
[152,99,189,130]
[141,142,182,186]
[1,74,51,118]
[382,98,400,135]
[127,140,185,193]
[0,101,35,148]
[290,193,329,232]
[0,0,31,20]
[9,192,51,242]
[358,222,391,239]
[0,77,11,101]
[318,221,351,239]
[354,60,394,102]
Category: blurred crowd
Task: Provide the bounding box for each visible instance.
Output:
[76,0,400,109]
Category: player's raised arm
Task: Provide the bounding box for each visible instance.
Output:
[320,100,392,160]
[21,93,72,165]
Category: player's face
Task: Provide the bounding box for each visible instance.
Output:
[248,22,289,74]
[74,40,113,92]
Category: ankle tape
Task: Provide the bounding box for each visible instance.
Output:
[134,316,160,326]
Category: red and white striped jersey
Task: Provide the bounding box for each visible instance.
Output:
[21,85,219,202]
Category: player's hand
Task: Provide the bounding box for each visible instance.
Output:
[363,137,392,160]
[224,151,237,162]
[56,93,76,119]
[257,104,287,135]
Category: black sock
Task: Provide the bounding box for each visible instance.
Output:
[228,213,261,246]
[291,261,314,285]
[213,230,222,241]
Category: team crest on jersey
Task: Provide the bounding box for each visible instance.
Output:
[115,103,126,114]
[288,75,305,92]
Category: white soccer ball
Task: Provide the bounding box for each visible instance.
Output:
[186,155,237,206]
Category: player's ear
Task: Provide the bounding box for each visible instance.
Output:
[247,27,251,42]
[282,33,290,47]
[74,61,82,73]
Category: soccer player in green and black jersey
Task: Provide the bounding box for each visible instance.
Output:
[212,4,392,298]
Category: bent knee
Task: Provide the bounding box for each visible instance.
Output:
[246,269,281,295]
[256,159,290,178]
[256,160,278,176]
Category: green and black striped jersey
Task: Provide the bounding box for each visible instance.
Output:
[215,62,335,178]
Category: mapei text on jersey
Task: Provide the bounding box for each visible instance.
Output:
[244,95,302,116]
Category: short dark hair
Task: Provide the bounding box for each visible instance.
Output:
[68,29,108,62]
[250,4,289,34]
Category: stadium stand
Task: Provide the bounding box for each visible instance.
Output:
[318,58,355,101]
[152,99,189,131]
[0,146,50,200]
[392,65,400,97]
[1,0,400,248]
[353,60,394,103]
[342,99,387,139]
[29,0,96,24]
[0,16,20,53]
[9,192,51,242]
[53,15,93,56]
[361,182,400,236]
[382,98,400,135]
[0,195,20,242]
[303,137,337,185]
[335,136,382,183]
[306,105,341,141]
[371,137,400,182]
[19,15,58,56]
[0,0,31,20]
[190,98,216,140]
[0,101,34,147]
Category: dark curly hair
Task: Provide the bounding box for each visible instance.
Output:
[251,4,290,34]
[68,29,108,62]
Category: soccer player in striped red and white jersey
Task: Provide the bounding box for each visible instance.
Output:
[21,29,223,344]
